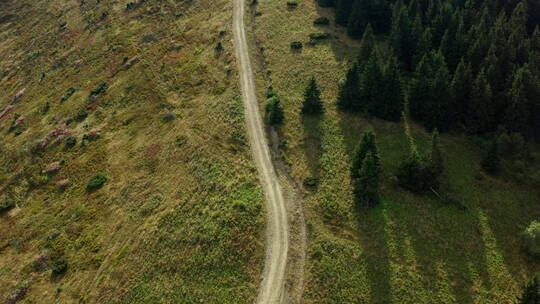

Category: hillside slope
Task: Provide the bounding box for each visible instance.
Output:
[0,0,264,303]
[250,0,540,303]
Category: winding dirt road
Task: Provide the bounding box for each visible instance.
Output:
[232,0,289,303]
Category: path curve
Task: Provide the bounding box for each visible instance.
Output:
[232,0,289,303]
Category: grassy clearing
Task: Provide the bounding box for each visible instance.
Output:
[252,0,540,302]
[0,0,263,302]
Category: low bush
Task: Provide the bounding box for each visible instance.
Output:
[287,1,298,8]
[313,17,330,25]
[49,253,68,276]
[65,136,77,149]
[290,41,303,50]
[309,32,330,40]
[87,173,108,191]
[0,200,16,214]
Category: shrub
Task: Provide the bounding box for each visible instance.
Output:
[0,200,16,214]
[286,1,298,8]
[303,177,319,189]
[309,33,330,40]
[265,96,284,125]
[87,173,108,191]
[162,111,176,122]
[314,17,330,25]
[523,221,540,256]
[65,136,77,149]
[49,254,68,276]
[290,41,303,49]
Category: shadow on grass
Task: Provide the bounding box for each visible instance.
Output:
[356,203,393,304]
[301,115,323,182]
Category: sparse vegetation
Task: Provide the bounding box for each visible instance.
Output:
[87,173,108,191]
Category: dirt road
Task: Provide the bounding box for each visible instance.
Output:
[232,0,289,303]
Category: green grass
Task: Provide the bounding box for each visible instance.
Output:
[252,0,540,302]
[0,0,263,302]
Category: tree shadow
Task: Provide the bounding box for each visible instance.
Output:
[356,203,393,304]
[301,115,323,183]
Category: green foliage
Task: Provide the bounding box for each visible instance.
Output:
[60,87,76,103]
[265,95,284,125]
[517,276,540,304]
[336,63,361,112]
[351,130,379,178]
[290,41,303,49]
[354,151,381,207]
[0,200,16,214]
[314,17,330,25]
[48,253,68,276]
[523,221,540,257]
[87,173,108,191]
[65,136,77,149]
[317,0,334,8]
[309,33,330,40]
[301,77,324,115]
[88,81,108,102]
[481,140,500,174]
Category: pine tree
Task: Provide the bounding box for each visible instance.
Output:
[429,54,455,131]
[358,24,375,67]
[337,63,362,112]
[301,77,325,115]
[391,4,413,70]
[451,58,473,125]
[354,151,381,208]
[265,95,284,125]
[351,130,379,178]
[377,56,403,121]
[429,129,444,176]
[408,52,434,123]
[361,50,383,116]
[481,139,500,174]
[517,276,540,304]
[369,0,392,34]
[505,65,540,138]
[347,0,369,38]
[336,0,354,26]
[467,70,494,134]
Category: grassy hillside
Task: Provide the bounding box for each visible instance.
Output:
[251,0,540,303]
[0,0,264,303]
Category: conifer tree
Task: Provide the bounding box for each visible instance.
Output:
[336,0,354,26]
[347,0,369,38]
[369,0,392,34]
[354,151,381,207]
[377,56,403,121]
[517,276,540,304]
[429,129,444,176]
[361,50,383,116]
[391,4,413,70]
[337,63,362,112]
[351,130,379,178]
[358,24,375,67]
[467,70,494,133]
[429,55,455,131]
[408,52,434,123]
[481,139,500,174]
[302,77,325,115]
[451,58,473,124]
[265,95,284,125]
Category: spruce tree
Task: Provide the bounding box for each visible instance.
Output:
[451,58,473,125]
[369,0,392,34]
[335,0,354,26]
[337,63,362,112]
[358,24,375,67]
[354,151,381,208]
[467,70,494,134]
[301,77,324,115]
[429,55,455,131]
[347,0,368,38]
[517,276,540,304]
[265,95,284,125]
[408,53,433,123]
[351,130,379,178]
[377,56,403,121]
[361,50,383,116]
[481,139,500,174]
[429,129,444,176]
[391,4,413,70]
